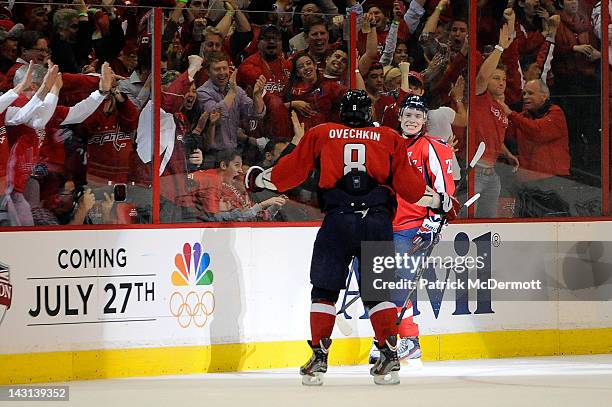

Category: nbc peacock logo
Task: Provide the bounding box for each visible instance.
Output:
[169,243,215,328]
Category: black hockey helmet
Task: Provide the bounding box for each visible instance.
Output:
[340,89,372,128]
[399,95,428,117]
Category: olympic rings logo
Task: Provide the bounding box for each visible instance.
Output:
[169,290,215,328]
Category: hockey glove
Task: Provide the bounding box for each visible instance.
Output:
[245,165,264,193]
[412,215,443,251]
[245,166,278,193]
[432,192,461,221]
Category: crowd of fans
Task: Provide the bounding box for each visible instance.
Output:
[0,0,607,226]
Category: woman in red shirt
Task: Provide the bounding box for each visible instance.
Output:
[283,54,347,132]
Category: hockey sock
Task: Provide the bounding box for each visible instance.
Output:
[368,301,399,344]
[310,301,336,346]
[397,302,419,337]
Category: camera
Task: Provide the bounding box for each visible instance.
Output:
[113,183,127,202]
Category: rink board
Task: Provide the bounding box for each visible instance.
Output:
[0,221,611,383]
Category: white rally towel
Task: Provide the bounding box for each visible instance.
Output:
[136,100,176,175]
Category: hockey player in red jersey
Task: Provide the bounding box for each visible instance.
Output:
[245,90,460,386]
[369,95,456,364]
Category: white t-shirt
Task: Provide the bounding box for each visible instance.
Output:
[427,107,461,180]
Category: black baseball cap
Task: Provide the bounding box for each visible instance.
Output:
[260,24,282,38]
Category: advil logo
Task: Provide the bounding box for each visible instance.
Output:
[340,231,495,320]
[0,261,12,327]
[412,231,494,318]
[169,243,215,328]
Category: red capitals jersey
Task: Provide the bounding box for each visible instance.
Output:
[236,53,291,96]
[78,99,139,183]
[393,134,455,231]
[270,123,426,205]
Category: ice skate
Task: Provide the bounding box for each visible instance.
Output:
[370,336,400,385]
[368,339,380,364]
[300,338,331,386]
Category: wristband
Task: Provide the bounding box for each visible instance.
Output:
[435,6,444,12]
[79,12,88,17]
[226,9,235,17]
[98,88,110,96]
[178,0,188,3]
[494,44,504,53]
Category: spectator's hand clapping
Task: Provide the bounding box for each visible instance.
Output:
[253,75,266,98]
[438,0,450,10]
[99,62,113,93]
[450,75,465,101]
[393,1,404,20]
[332,15,344,29]
[188,55,204,77]
[291,100,316,118]
[398,61,410,74]
[14,61,34,94]
[42,62,60,92]
[53,73,63,92]
[224,0,237,11]
[195,111,210,132]
[498,24,513,49]
[460,34,469,56]
[535,6,549,20]
[228,70,238,92]
[193,18,207,31]
[81,59,98,74]
[209,110,221,124]
[503,8,515,29]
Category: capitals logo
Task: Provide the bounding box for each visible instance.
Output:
[169,243,215,328]
[0,261,12,327]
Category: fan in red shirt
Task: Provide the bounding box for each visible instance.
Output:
[245,89,459,386]
[236,24,293,141]
[472,24,519,218]
[357,4,410,56]
[365,63,395,123]
[284,54,347,133]
[289,16,336,76]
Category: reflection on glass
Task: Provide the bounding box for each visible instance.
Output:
[0,2,608,227]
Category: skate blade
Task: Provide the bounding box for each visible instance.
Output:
[373,371,400,385]
[301,372,324,386]
[401,358,423,369]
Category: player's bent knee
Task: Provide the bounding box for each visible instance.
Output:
[311,286,340,303]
